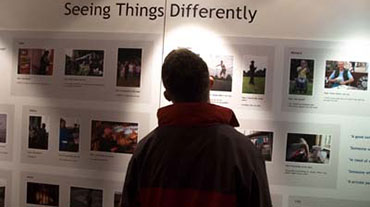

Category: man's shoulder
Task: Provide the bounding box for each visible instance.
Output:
[134,124,260,155]
[211,125,256,146]
[141,125,256,152]
[211,125,265,164]
[134,128,160,153]
[142,124,252,141]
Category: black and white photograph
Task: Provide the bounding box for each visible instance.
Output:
[208,55,233,92]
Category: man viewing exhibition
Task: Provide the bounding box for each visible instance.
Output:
[121,48,272,207]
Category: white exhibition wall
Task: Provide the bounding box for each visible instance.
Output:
[1,0,370,206]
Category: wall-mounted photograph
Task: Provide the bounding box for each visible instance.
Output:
[27,182,59,206]
[117,48,142,87]
[245,130,273,161]
[65,49,104,77]
[18,48,54,75]
[28,115,49,150]
[286,133,331,164]
[0,186,4,207]
[70,186,103,207]
[114,192,122,207]
[59,117,80,153]
[91,120,138,154]
[242,55,268,94]
[208,55,233,92]
[325,60,368,90]
[0,114,6,143]
[289,58,314,95]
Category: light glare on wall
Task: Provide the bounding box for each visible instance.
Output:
[164,24,232,57]
[337,38,370,60]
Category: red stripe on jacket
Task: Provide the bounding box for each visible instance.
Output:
[157,103,239,127]
[139,187,237,207]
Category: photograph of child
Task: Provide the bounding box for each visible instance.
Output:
[242,56,268,94]
[59,118,80,153]
[18,49,54,75]
[116,48,142,87]
[0,114,6,143]
[26,182,59,206]
[70,186,103,207]
[286,133,331,164]
[208,55,233,92]
[245,131,273,161]
[91,120,138,154]
[28,116,49,150]
[289,59,314,95]
[65,50,104,77]
[325,60,368,90]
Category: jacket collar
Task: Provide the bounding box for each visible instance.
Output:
[157,103,239,127]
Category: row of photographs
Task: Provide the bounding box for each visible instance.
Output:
[0,110,335,173]
[23,180,284,207]
[17,48,369,94]
[26,182,121,207]
[19,107,339,187]
[0,104,339,190]
[0,182,283,207]
[23,182,283,207]
[21,112,332,165]
[18,48,142,88]
[0,169,286,207]
[20,106,149,171]
[211,57,368,93]
[28,115,138,154]
[244,130,331,164]
[288,59,368,95]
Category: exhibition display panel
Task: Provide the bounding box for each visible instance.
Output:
[0,0,370,206]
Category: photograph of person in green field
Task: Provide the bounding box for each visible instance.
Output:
[242,55,268,94]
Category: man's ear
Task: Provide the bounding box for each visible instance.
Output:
[164,91,172,102]
[209,76,214,89]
